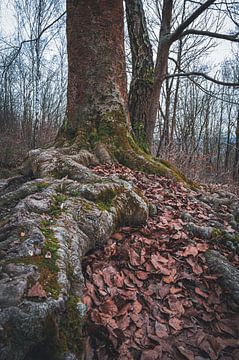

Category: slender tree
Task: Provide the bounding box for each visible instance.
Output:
[126,0,239,150]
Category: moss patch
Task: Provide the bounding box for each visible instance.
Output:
[211,228,222,238]
[95,188,117,212]
[36,182,49,192]
[58,295,84,358]
[49,194,67,217]
[13,255,60,299]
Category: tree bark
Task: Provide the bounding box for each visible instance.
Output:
[146,0,173,150]
[233,110,239,180]
[56,0,184,181]
[60,0,128,143]
[125,0,154,151]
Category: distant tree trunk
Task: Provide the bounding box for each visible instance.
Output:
[216,95,224,173]
[233,110,239,180]
[125,0,154,151]
[225,106,233,170]
[145,0,173,149]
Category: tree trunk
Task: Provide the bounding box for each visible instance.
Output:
[125,0,154,151]
[233,110,239,180]
[59,0,128,145]
[145,0,173,150]
[56,0,182,180]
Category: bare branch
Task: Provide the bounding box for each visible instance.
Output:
[181,29,239,42]
[2,10,66,74]
[170,0,217,42]
[167,71,239,87]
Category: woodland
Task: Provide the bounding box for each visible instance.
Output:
[0,0,239,359]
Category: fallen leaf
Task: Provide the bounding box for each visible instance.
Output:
[195,287,208,299]
[100,299,118,316]
[133,299,142,314]
[111,232,124,241]
[27,282,47,298]
[176,345,194,360]
[169,317,183,331]
[155,321,168,338]
[182,245,198,257]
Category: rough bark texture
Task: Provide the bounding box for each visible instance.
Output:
[146,0,173,149]
[56,0,187,182]
[125,0,154,151]
[59,0,129,143]
[205,250,239,304]
[0,148,149,360]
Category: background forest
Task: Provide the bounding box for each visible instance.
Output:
[0,0,238,186]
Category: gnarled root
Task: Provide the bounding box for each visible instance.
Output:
[0,146,149,360]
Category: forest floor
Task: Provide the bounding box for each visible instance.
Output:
[82,164,239,360]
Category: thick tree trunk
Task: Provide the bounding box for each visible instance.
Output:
[125,0,154,151]
[58,0,129,145]
[56,0,183,181]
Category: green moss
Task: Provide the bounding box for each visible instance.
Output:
[52,169,69,180]
[142,66,155,85]
[49,194,67,217]
[58,295,84,357]
[13,255,60,299]
[36,182,49,192]
[68,189,81,197]
[211,228,222,238]
[95,188,118,211]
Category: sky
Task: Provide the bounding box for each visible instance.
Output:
[0,0,237,69]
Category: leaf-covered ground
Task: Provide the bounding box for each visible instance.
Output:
[82,165,239,360]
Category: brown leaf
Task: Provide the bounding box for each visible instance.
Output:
[135,271,148,280]
[133,300,142,314]
[170,287,182,295]
[186,257,203,275]
[182,245,198,257]
[176,345,194,360]
[100,299,118,316]
[195,287,208,299]
[92,272,104,290]
[141,347,162,360]
[114,272,124,288]
[151,254,171,275]
[82,294,93,308]
[155,321,168,338]
[111,232,124,241]
[117,303,132,317]
[117,314,130,331]
[128,248,141,266]
[162,275,175,284]
[196,243,209,252]
[169,317,183,331]
[27,282,47,298]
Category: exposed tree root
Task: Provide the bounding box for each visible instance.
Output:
[205,250,239,305]
[0,147,149,360]
[1,135,236,359]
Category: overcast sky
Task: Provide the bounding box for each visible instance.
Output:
[0,0,236,69]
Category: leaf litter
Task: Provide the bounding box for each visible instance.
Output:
[82,164,239,359]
